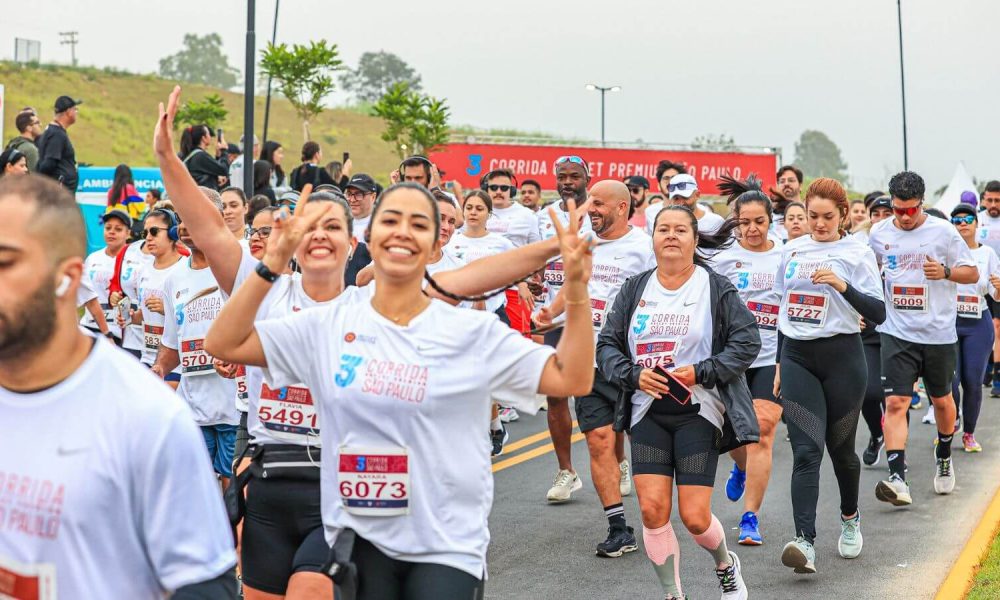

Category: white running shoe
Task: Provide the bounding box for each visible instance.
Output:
[875,474,912,506]
[921,406,935,425]
[619,460,632,497]
[716,550,749,599]
[546,469,582,503]
[934,457,956,494]
[838,513,863,559]
[498,406,520,423]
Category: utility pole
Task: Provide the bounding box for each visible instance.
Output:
[59,31,79,66]
[585,84,621,147]
[243,0,256,197]
[262,0,280,143]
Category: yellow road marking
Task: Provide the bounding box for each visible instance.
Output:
[500,420,580,455]
[934,483,1000,599]
[492,432,585,473]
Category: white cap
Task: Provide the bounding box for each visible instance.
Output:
[667,173,698,199]
[239,134,261,152]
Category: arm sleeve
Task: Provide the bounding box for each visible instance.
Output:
[256,306,328,389]
[843,248,887,325]
[485,317,556,414]
[596,278,643,390]
[694,284,761,389]
[841,284,886,325]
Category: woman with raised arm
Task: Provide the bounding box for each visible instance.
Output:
[205,182,595,599]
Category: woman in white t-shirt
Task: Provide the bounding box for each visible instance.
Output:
[783,202,808,242]
[205,182,596,599]
[80,210,131,339]
[596,205,757,600]
[711,176,785,548]
[447,190,519,317]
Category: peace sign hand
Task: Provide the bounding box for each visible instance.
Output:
[262,184,334,272]
[548,197,593,286]
[154,85,182,158]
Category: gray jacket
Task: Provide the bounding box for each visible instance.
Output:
[596,266,761,453]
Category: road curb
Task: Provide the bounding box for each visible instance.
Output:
[934,482,1000,600]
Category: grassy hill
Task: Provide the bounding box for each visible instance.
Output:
[0,62,402,182]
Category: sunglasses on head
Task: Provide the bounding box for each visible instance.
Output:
[668,181,696,192]
[892,204,921,217]
[951,215,976,225]
[487,184,512,193]
[248,226,273,238]
[554,155,589,175]
[143,226,166,238]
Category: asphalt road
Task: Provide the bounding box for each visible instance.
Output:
[484,392,1000,599]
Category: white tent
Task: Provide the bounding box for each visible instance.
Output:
[932,162,978,214]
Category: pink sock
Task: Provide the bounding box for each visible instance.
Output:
[692,514,731,569]
[643,523,682,597]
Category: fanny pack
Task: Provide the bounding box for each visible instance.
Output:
[225,443,321,528]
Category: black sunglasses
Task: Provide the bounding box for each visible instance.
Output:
[628,186,643,194]
[248,226,273,238]
[487,184,513,193]
[143,226,166,238]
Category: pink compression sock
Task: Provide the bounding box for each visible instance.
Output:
[643,523,682,597]
[691,514,731,569]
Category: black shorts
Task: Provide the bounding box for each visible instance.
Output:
[351,536,484,600]
[630,408,721,487]
[988,295,1000,320]
[880,333,957,399]
[242,476,327,595]
[746,365,778,403]
[575,368,619,432]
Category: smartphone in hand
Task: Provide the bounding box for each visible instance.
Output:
[653,365,692,405]
[343,151,350,162]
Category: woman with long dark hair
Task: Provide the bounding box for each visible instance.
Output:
[107,164,145,220]
[260,141,287,191]
[290,142,336,191]
[597,204,757,600]
[178,124,229,190]
[253,159,276,203]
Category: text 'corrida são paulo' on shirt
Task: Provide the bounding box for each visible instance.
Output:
[255,298,556,578]
[712,242,784,367]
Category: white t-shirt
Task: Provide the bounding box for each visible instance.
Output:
[446,232,516,313]
[627,266,725,429]
[353,214,372,244]
[770,216,789,243]
[588,227,656,346]
[136,257,186,367]
[538,202,591,305]
[0,336,236,598]
[487,203,540,247]
[80,248,118,337]
[957,245,1000,319]
[161,260,239,426]
[713,242,783,367]
[256,299,555,579]
[775,235,883,341]
[869,216,977,344]
[119,241,152,351]
[977,213,1000,257]
[75,277,97,309]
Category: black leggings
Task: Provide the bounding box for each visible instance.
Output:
[781,333,866,544]
[352,536,485,600]
[860,342,884,440]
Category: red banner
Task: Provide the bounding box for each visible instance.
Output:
[429,143,778,195]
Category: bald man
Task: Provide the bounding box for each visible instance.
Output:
[0,175,237,598]
[536,179,656,557]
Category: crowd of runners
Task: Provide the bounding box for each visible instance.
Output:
[2,85,1000,600]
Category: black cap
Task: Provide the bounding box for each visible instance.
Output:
[624,175,650,189]
[226,143,241,155]
[55,96,82,113]
[951,203,977,219]
[101,209,132,228]
[869,197,891,213]
[345,174,378,195]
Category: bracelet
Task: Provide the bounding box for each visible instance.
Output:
[255,261,280,283]
[564,297,589,306]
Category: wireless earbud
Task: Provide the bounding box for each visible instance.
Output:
[55,275,71,298]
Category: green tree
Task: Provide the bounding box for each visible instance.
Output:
[691,133,736,151]
[175,94,228,129]
[159,33,240,89]
[339,51,423,104]
[259,41,343,141]
[793,130,849,182]
[372,82,450,158]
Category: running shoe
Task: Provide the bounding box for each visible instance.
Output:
[546,469,582,503]
[738,511,762,546]
[619,460,632,497]
[862,435,883,466]
[910,392,923,410]
[934,457,956,494]
[838,513,863,559]
[498,406,519,423]
[781,537,816,574]
[963,433,983,453]
[725,463,746,502]
[992,382,1000,398]
[595,524,638,557]
[875,474,912,506]
[716,550,748,600]
[921,406,935,425]
[490,424,508,457]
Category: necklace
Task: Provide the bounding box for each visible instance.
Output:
[372,297,428,324]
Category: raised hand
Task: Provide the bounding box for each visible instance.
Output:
[262,184,334,271]
[549,197,593,286]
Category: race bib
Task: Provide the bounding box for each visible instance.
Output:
[338,447,409,516]
[591,298,608,331]
[259,383,318,442]
[179,338,213,376]
[786,291,829,327]
[544,260,564,285]
[891,285,927,312]
[747,301,779,331]
[0,555,56,600]
[235,365,248,402]
[957,294,981,319]
[143,323,163,351]
[634,340,679,369]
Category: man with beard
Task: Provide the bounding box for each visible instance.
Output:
[520,179,544,212]
[625,175,650,229]
[666,174,725,234]
[537,180,654,556]
[977,181,1000,395]
[645,160,687,235]
[0,175,236,598]
[771,165,803,241]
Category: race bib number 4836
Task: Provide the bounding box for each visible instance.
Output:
[338,447,409,516]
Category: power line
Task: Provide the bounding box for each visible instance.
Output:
[59,31,78,66]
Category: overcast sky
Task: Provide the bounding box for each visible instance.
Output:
[3,0,998,191]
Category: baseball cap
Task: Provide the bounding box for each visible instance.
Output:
[239,134,260,152]
[960,190,978,207]
[869,196,891,213]
[55,96,82,113]
[101,209,132,228]
[278,190,300,208]
[951,203,977,219]
[624,175,650,189]
[667,173,698,199]
[345,174,378,195]
[226,143,242,155]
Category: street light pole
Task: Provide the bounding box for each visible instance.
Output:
[585,84,621,147]
[896,0,909,170]
[262,0,280,143]
[243,0,256,197]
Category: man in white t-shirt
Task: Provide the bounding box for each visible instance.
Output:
[0,175,236,598]
[663,173,725,235]
[976,181,1000,395]
[229,134,260,191]
[868,171,978,505]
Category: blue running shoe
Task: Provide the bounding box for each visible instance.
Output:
[726,462,746,502]
[909,392,922,410]
[738,511,762,546]
[992,382,1000,398]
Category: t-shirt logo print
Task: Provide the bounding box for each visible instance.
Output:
[336,354,363,387]
[633,314,650,336]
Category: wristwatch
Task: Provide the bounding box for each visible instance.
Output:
[944,266,952,280]
[255,260,280,283]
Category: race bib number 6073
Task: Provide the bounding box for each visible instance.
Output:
[338,447,409,516]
